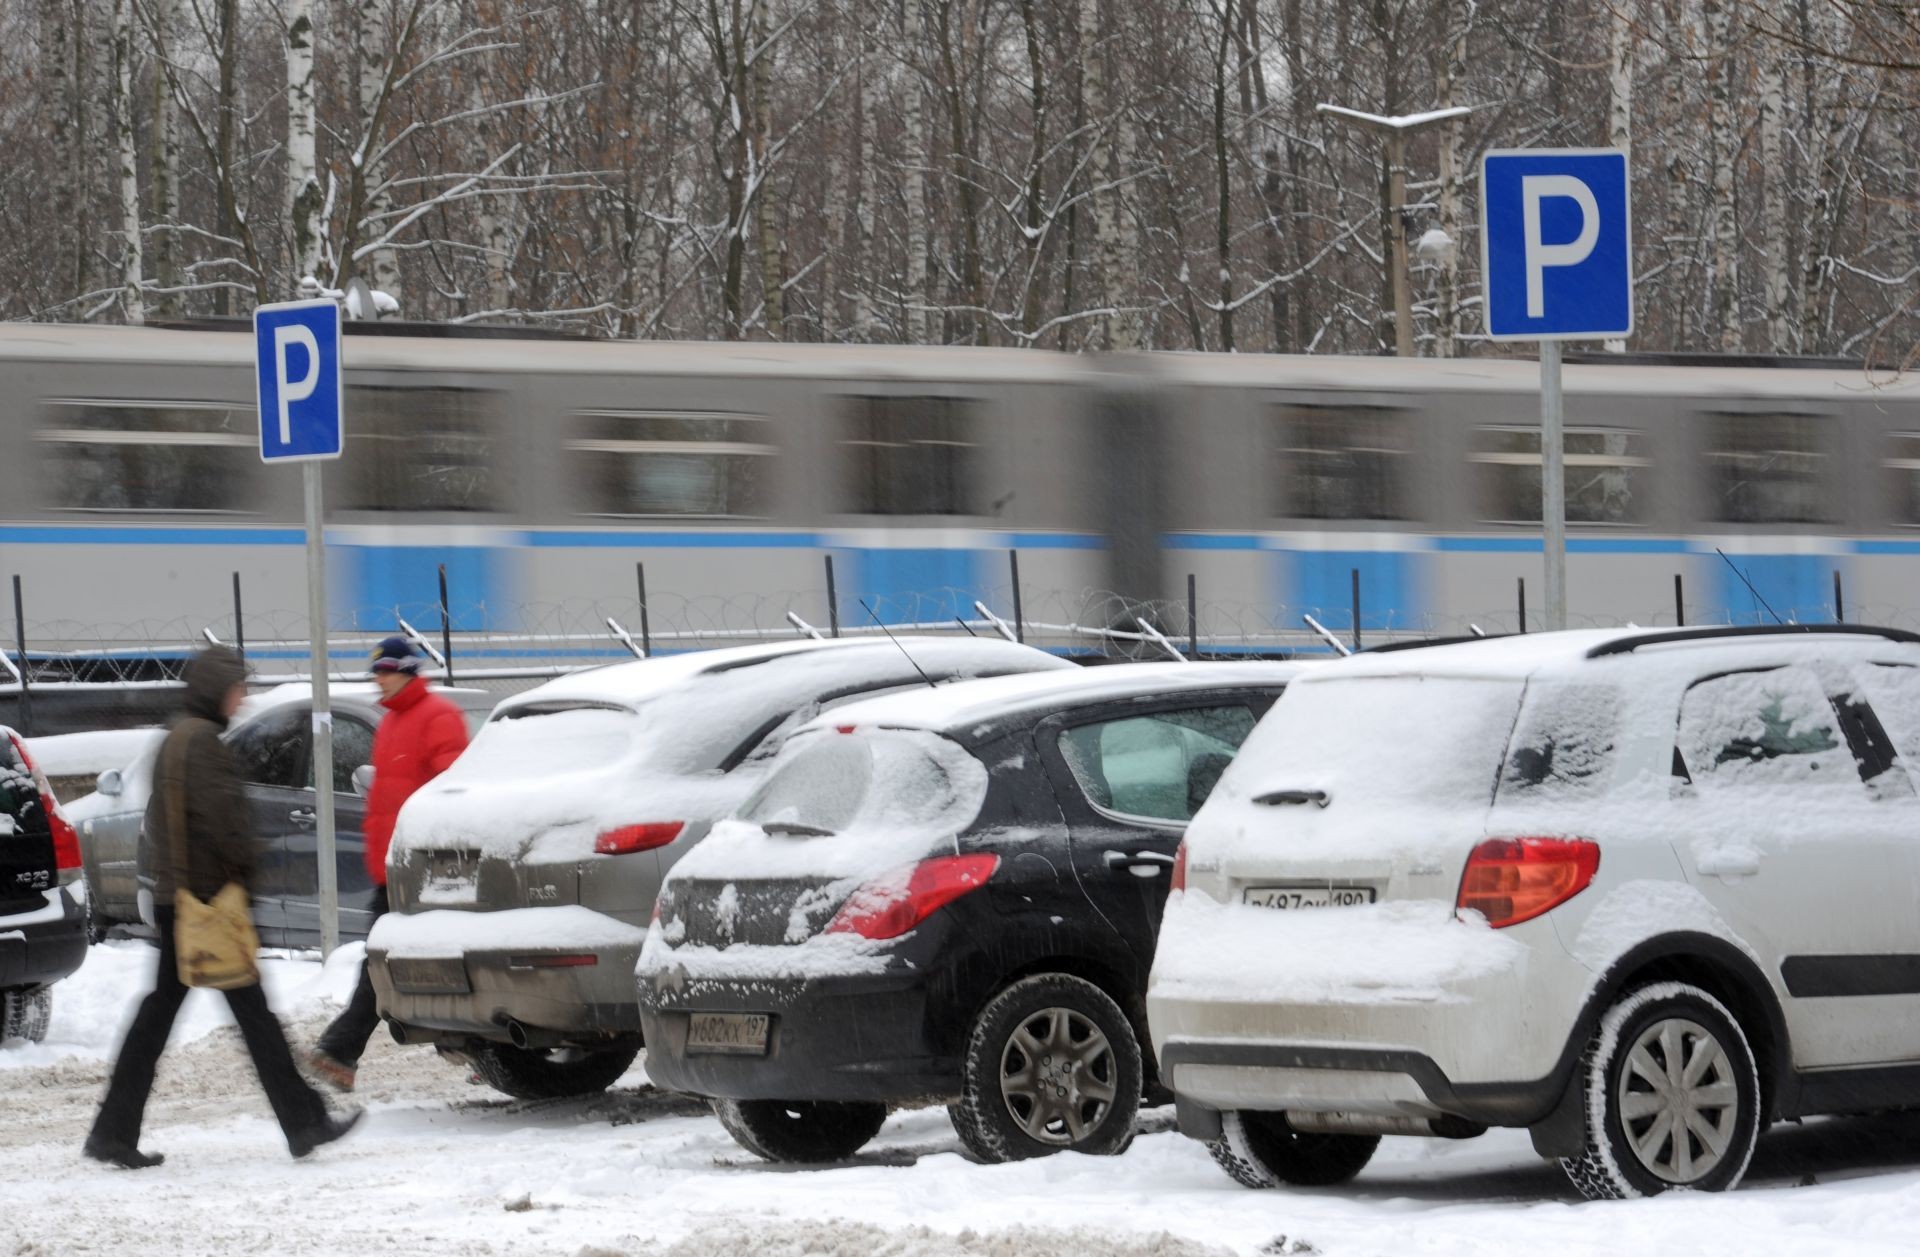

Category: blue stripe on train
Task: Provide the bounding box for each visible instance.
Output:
[334,545,509,633]
[1708,553,1840,625]
[1282,550,1425,632]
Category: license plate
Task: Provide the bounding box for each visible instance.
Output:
[686,1011,771,1056]
[387,956,472,995]
[1243,886,1376,910]
[420,850,479,906]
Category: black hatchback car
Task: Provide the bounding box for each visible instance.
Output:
[636,660,1299,1164]
[1,726,89,1043]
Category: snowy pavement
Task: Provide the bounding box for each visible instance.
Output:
[7,945,1920,1255]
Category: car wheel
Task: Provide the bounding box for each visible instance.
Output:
[712,1098,890,1163]
[1,987,53,1044]
[948,973,1142,1163]
[1207,1111,1379,1188]
[467,1039,640,1100]
[1560,981,1760,1200]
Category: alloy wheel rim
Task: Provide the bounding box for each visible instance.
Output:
[1615,1015,1740,1184]
[997,1006,1117,1146]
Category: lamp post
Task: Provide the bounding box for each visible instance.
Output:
[1316,104,1472,357]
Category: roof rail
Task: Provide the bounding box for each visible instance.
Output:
[1586,623,1920,658]
[1362,633,1514,654]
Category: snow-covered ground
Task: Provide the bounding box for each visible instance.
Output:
[7,944,1920,1256]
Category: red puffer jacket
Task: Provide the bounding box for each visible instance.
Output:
[364,680,469,885]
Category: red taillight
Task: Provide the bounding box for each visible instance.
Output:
[8,733,81,872]
[1456,837,1600,929]
[825,854,1000,940]
[1170,841,1188,892]
[594,821,685,855]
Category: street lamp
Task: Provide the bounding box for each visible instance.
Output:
[1317,103,1473,357]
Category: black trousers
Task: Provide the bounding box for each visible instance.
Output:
[315,885,388,1066]
[90,907,330,1152]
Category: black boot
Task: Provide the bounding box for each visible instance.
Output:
[289,1107,364,1159]
[83,1137,165,1170]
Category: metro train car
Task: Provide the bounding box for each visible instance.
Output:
[2,322,1918,652]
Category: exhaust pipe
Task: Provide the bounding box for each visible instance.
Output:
[1285,1111,1486,1140]
[505,1018,532,1050]
[387,1018,411,1045]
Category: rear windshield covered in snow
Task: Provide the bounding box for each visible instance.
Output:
[1228,675,1525,806]
[1498,681,1624,799]
[448,702,636,779]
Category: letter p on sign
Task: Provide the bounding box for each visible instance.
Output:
[254,298,344,462]
[1481,149,1632,341]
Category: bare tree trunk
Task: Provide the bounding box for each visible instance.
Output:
[357,0,402,310]
[1080,0,1135,349]
[1703,0,1740,352]
[1281,0,1312,350]
[818,24,851,341]
[286,0,323,290]
[74,0,96,306]
[214,0,239,314]
[43,1,77,309]
[1756,40,1793,352]
[751,0,784,338]
[1434,1,1467,357]
[1212,0,1235,352]
[1603,0,1632,352]
[854,22,883,340]
[935,0,985,344]
[147,0,179,317]
[901,0,932,343]
[111,0,143,323]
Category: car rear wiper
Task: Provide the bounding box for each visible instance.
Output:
[1252,789,1330,808]
[761,820,836,837]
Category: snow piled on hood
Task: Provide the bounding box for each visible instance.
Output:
[369,905,647,959]
[24,728,162,779]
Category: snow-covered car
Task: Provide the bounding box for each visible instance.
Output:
[0,726,89,1043]
[368,637,1071,1101]
[638,660,1300,1164]
[1149,624,1920,1200]
[60,730,163,939]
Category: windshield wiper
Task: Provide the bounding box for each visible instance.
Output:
[1252,788,1330,808]
[761,820,836,837]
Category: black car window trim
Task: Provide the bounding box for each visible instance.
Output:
[1036,690,1280,831]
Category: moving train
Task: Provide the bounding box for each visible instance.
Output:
[3,321,1918,660]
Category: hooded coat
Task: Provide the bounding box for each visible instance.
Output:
[147,648,257,903]
[362,677,469,885]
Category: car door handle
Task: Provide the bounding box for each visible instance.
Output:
[1697,847,1761,879]
[289,808,317,825]
[1105,850,1174,876]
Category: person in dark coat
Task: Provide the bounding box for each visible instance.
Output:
[308,636,469,1092]
[85,646,361,1169]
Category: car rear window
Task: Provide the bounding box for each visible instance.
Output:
[1227,675,1526,807]
[449,703,637,779]
[1059,706,1257,822]
[740,729,985,841]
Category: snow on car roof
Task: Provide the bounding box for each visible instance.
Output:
[811,660,1304,735]
[498,636,1068,712]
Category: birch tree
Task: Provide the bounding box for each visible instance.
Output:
[286,0,323,288]
[111,0,145,324]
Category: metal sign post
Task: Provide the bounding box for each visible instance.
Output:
[256,298,345,959]
[1481,148,1633,630]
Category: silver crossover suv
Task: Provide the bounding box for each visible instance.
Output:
[368,636,1071,1098]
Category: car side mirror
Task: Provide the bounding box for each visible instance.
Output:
[351,764,375,797]
[97,769,124,797]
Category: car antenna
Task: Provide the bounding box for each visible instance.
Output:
[861,599,939,689]
[1714,548,1785,625]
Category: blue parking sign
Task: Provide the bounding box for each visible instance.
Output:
[255,298,344,461]
[1480,149,1632,341]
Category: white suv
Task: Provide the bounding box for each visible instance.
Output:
[1147,625,1920,1199]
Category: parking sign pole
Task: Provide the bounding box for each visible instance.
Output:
[1541,339,1567,631]
[304,460,340,960]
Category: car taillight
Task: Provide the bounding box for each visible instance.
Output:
[594,821,686,855]
[825,854,1000,940]
[8,733,81,872]
[1170,841,1188,892]
[1456,837,1600,928]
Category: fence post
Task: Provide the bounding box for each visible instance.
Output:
[1674,573,1685,627]
[1517,577,1527,634]
[1834,569,1845,624]
[231,571,246,665]
[9,575,28,736]
[1186,573,1199,660]
[438,564,454,683]
[1350,567,1362,653]
[823,553,840,637]
[636,563,652,658]
[1008,549,1026,644]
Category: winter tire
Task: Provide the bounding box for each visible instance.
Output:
[1,986,53,1044]
[948,973,1142,1163]
[1207,1111,1379,1188]
[712,1098,889,1163]
[468,1039,640,1100]
[1560,981,1760,1200]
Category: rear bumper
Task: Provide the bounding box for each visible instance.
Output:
[638,967,954,1104]
[0,887,89,990]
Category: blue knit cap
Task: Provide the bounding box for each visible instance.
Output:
[368,635,423,676]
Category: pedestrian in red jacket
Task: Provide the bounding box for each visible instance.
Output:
[309,636,468,1091]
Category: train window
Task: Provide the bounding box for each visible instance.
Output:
[1886,434,1920,526]
[842,396,979,515]
[1702,412,1830,523]
[568,411,772,517]
[1471,427,1648,525]
[1274,405,1408,519]
[37,401,255,512]
[342,387,499,512]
